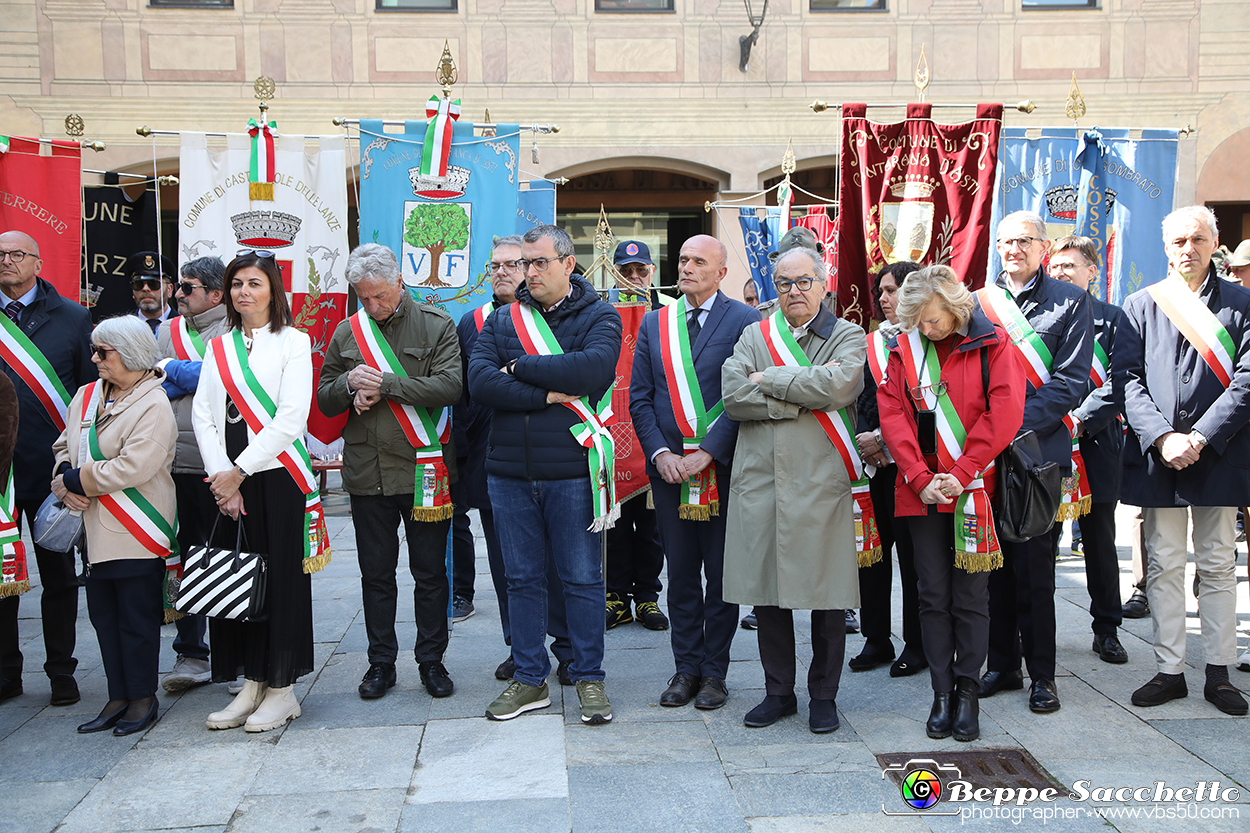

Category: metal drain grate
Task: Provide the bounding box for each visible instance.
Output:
[877,748,1064,793]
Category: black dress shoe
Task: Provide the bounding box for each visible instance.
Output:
[1122,590,1149,619]
[358,663,397,700]
[0,678,21,702]
[1131,672,1187,707]
[495,655,517,681]
[419,662,455,698]
[556,659,573,687]
[78,701,129,734]
[848,641,896,672]
[113,697,159,736]
[953,677,980,741]
[50,674,80,706]
[1028,678,1060,714]
[809,698,839,734]
[1092,634,1128,664]
[743,693,797,727]
[660,672,700,707]
[926,692,953,739]
[978,669,1023,698]
[1204,681,1248,716]
[890,650,928,678]
[694,677,728,710]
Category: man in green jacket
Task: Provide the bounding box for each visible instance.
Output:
[318,244,462,702]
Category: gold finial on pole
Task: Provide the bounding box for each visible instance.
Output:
[1016,100,1037,114]
[64,114,84,137]
[810,100,829,113]
[1064,72,1086,126]
[781,139,797,176]
[254,75,276,117]
[437,40,458,98]
[914,44,930,102]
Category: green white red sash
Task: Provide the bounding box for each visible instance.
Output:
[472,301,495,334]
[759,310,880,565]
[898,330,1002,572]
[866,329,890,387]
[0,467,28,597]
[421,96,461,179]
[349,310,453,521]
[211,331,331,573]
[510,303,619,531]
[1090,339,1109,388]
[169,316,207,361]
[658,297,725,520]
[247,118,277,201]
[1147,276,1236,389]
[81,382,182,617]
[1057,335,1110,521]
[0,312,72,432]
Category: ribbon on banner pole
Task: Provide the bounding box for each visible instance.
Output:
[246,119,278,201]
[421,97,462,181]
[1076,129,1111,298]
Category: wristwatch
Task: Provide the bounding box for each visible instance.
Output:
[235,464,251,478]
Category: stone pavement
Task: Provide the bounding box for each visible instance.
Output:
[3,490,1249,833]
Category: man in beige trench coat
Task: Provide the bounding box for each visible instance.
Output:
[722,247,866,734]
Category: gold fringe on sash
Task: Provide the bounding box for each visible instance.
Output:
[1054,499,1091,523]
[412,503,456,522]
[678,500,720,521]
[857,546,883,568]
[249,182,274,201]
[164,608,186,624]
[0,580,30,598]
[303,550,332,575]
[956,549,1003,573]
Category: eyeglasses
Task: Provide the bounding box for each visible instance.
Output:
[909,381,949,401]
[177,282,204,296]
[0,249,33,263]
[236,249,276,260]
[489,260,521,273]
[617,264,652,278]
[1047,260,1092,273]
[131,278,164,291]
[518,256,568,273]
[997,236,1040,250]
[91,345,116,360]
[774,277,818,294]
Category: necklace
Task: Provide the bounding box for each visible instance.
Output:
[226,401,243,425]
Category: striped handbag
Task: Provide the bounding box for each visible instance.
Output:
[176,519,268,622]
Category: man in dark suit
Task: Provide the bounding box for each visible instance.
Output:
[1116,206,1250,716]
[630,234,760,710]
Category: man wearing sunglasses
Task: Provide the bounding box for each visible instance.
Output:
[124,251,176,338]
[154,256,230,692]
[0,230,96,708]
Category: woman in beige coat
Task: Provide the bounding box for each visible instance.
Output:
[52,315,177,737]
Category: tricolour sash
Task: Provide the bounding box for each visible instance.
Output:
[1058,336,1111,521]
[898,330,1002,571]
[1147,276,1236,389]
[81,381,182,618]
[866,329,890,387]
[759,311,881,566]
[511,303,619,531]
[658,297,724,520]
[0,466,28,597]
[211,331,331,573]
[169,316,207,361]
[0,313,72,432]
[472,301,495,334]
[349,310,453,521]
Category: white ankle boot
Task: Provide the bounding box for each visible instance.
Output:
[244,685,300,732]
[207,679,268,730]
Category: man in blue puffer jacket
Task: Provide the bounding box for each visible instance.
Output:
[469,224,622,725]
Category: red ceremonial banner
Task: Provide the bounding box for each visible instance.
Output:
[280,264,349,444]
[0,137,83,303]
[836,103,1003,326]
[612,303,649,505]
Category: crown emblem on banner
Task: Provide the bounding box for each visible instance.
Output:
[888,174,938,200]
[1044,185,1120,222]
[409,165,471,200]
[231,210,302,248]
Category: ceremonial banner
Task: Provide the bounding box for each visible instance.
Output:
[612,303,649,504]
[81,183,158,321]
[0,137,82,302]
[517,180,556,233]
[837,103,1003,326]
[358,119,521,325]
[739,207,774,305]
[177,132,350,443]
[988,127,1178,304]
[795,206,838,290]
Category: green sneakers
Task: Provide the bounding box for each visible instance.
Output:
[575,680,612,724]
[485,680,551,721]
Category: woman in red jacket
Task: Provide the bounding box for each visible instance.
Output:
[877,265,1025,743]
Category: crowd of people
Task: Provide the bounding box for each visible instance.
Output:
[1,206,1248,742]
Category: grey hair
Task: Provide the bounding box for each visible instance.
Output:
[523,224,575,259]
[895,265,975,332]
[93,315,159,371]
[345,243,402,287]
[1163,205,1219,240]
[493,234,523,249]
[1000,210,1048,241]
[774,247,827,280]
[180,256,225,292]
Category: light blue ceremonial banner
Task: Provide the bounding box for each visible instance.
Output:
[740,208,774,304]
[988,127,1177,305]
[358,119,521,323]
[517,180,556,234]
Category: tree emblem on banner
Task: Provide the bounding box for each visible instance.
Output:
[403,202,472,288]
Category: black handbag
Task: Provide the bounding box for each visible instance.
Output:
[995,429,1062,543]
[176,517,268,622]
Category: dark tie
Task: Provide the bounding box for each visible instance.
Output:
[147,317,160,338]
[3,301,23,326]
[687,308,702,343]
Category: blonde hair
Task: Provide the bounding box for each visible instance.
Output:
[895,265,975,332]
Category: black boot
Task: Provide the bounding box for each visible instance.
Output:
[926,692,953,739]
[953,677,980,742]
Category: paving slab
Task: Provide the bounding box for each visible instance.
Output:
[568,761,747,833]
[564,717,718,766]
[747,811,930,832]
[0,777,96,833]
[230,788,407,833]
[251,725,424,794]
[0,712,137,783]
[730,770,898,817]
[398,797,570,833]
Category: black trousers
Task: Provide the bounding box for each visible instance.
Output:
[1067,502,1121,636]
[605,493,664,603]
[86,558,163,701]
[755,606,845,700]
[988,529,1057,681]
[351,494,451,666]
[909,511,990,693]
[0,497,79,683]
[860,467,921,652]
[651,463,737,679]
[451,476,476,601]
[171,473,212,661]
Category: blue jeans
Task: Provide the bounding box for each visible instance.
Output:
[488,475,605,687]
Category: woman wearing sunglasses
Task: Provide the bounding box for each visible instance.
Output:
[876,265,1025,743]
[192,250,328,732]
